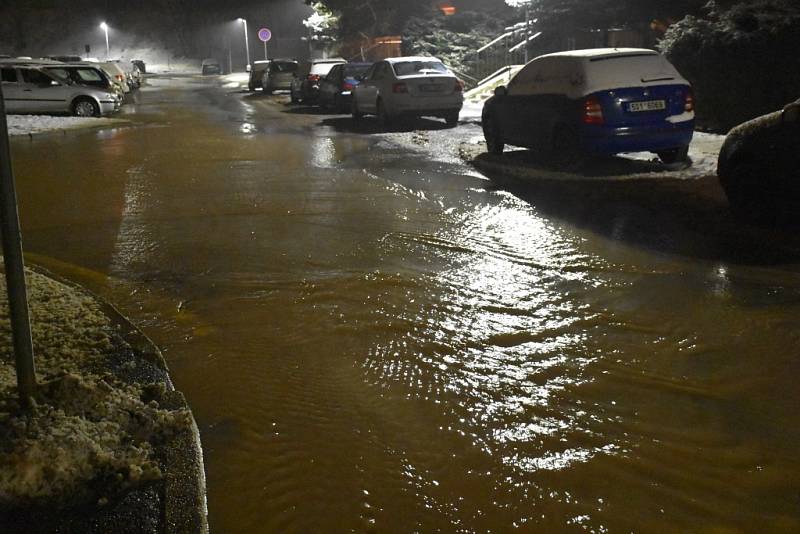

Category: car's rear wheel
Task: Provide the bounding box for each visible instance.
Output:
[551,125,584,170]
[444,110,459,127]
[72,97,99,117]
[483,114,504,155]
[658,146,690,165]
[334,94,344,114]
[290,89,299,104]
[377,99,392,128]
[351,98,363,121]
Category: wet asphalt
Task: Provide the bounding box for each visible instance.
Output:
[8,74,800,532]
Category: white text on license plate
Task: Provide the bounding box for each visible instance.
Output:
[629,100,666,112]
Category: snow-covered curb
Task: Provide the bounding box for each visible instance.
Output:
[461,131,725,182]
[6,115,128,137]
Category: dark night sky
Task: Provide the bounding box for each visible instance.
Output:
[0,0,314,65]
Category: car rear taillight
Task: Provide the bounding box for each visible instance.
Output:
[582,96,604,125]
[454,79,464,92]
[307,74,320,82]
[115,74,124,81]
[684,89,695,112]
[392,82,408,94]
[343,82,354,91]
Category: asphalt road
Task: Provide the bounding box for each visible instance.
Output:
[9,75,800,532]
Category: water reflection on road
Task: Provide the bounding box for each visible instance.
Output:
[11,76,800,532]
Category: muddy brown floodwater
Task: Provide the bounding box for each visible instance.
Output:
[9,76,800,532]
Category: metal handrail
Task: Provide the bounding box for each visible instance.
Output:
[450,68,478,84]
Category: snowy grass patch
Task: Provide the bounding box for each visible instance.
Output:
[0,269,190,510]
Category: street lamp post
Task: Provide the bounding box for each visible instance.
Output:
[238,18,251,71]
[100,22,110,59]
[0,86,36,409]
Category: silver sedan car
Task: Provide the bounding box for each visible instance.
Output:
[1,65,119,116]
[352,56,463,127]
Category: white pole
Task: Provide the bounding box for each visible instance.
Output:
[264,40,267,60]
[241,19,251,70]
[100,22,110,60]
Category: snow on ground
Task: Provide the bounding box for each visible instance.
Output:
[112,46,201,74]
[0,269,190,508]
[460,101,484,123]
[459,130,725,182]
[147,60,201,74]
[5,115,123,137]
[221,72,250,89]
[621,131,723,179]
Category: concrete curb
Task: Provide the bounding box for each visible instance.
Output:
[28,265,209,533]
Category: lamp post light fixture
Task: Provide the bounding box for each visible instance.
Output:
[100,22,110,59]
[237,18,251,71]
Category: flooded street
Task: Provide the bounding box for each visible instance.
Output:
[10,76,800,531]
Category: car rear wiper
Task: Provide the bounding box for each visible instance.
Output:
[641,76,675,83]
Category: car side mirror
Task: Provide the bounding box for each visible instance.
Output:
[783,101,800,124]
[494,86,507,97]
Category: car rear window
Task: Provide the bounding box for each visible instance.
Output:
[271,62,297,73]
[392,61,448,76]
[309,62,342,76]
[583,54,681,90]
[343,64,370,77]
[76,68,104,82]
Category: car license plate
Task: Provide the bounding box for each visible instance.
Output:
[419,84,442,93]
[628,100,666,112]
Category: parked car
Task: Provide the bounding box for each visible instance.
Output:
[290,58,345,104]
[261,59,298,94]
[318,62,371,112]
[0,65,119,116]
[129,62,143,88]
[39,63,120,98]
[201,58,221,75]
[131,59,146,74]
[248,60,270,91]
[351,56,463,126]
[48,55,83,63]
[717,98,800,224]
[98,61,131,93]
[481,48,695,165]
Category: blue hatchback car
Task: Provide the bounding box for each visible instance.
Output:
[482,48,695,164]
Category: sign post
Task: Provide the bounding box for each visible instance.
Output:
[258,28,272,60]
[0,86,36,408]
